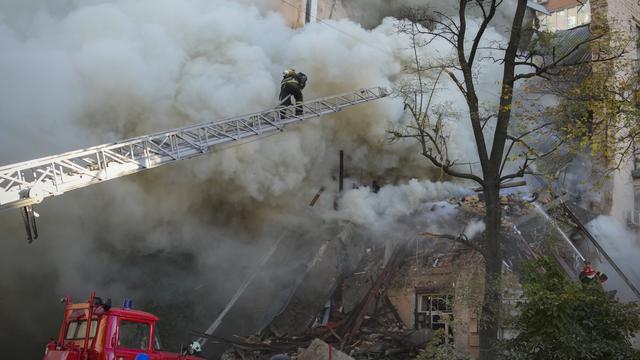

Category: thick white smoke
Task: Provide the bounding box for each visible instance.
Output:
[586,216,640,302]
[333,179,471,227]
[341,0,519,32]
[464,219,486,240]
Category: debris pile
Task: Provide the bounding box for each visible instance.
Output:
[207,244,438,359]
[204,188,556,360]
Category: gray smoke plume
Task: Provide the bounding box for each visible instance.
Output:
[341,0,519,31]
[0,0,518,357]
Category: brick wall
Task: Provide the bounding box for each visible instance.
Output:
[387,250,484,359]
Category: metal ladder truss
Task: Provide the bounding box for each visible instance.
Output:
[0,87,388,212]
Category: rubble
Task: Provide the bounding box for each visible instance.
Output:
[213,190,545,360]
[298,339,353,360]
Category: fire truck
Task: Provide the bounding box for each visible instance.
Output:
[43,292,205,360]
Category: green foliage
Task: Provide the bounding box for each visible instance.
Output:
[502,257,640,360]
[547,54,640,173]
[415,329,471,360]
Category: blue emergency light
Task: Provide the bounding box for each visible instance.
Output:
[122,298,133,309]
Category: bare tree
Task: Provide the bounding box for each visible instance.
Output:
[389,1,624,358]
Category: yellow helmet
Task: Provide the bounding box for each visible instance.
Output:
[283,68,296,77]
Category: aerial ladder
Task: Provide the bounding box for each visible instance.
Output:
[0,87,389,242]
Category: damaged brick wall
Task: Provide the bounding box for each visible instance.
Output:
[386,248,484,359]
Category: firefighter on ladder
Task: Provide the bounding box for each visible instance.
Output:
[279,68,307,117]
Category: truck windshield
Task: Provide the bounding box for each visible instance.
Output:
[65,318,98,340]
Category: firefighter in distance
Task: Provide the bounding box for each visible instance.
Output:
[579,260,608,285]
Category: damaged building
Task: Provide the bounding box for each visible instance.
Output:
[2,0,640,359]
[198,193,540,360]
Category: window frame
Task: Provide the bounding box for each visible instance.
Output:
[64,317,99,340]
[416,293,454,330]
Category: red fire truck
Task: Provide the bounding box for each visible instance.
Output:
[43,292,205,360]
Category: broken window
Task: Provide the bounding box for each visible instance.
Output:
[415,294,453,331]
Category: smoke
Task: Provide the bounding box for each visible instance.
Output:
[463,219,486,240]
[586,216,640,302]
[0,0,519,357]
[333,179,471,228]
[341,0,520,32]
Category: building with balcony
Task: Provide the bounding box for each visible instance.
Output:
[534,0,640,228]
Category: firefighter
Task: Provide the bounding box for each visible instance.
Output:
[579,261,596,284]
[279,68,307,116]
[579,261,608,285]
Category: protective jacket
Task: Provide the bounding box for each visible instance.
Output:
[279,72,307,116]
[280,72,307,90]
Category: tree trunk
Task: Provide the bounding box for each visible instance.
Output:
[479,181,502,360]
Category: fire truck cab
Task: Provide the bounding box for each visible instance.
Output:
[43,292,204,360]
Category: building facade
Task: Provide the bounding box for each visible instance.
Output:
[535,0,640,227]
[278,0,347,28]
[386,248,485,358]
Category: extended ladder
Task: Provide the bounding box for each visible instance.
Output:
[0,87,388,215]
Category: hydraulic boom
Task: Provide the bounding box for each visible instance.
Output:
[0,87,388,240]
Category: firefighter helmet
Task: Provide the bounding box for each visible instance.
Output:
[283,68,296,77]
